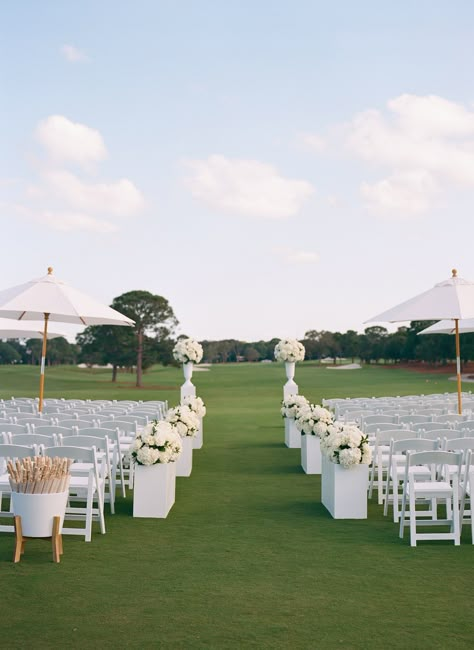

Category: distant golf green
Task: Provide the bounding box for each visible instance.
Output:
[0,363,472,649]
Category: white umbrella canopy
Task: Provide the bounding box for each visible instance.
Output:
[0,268,134,326]
[366,269,474,414]
[418,319,474,336]
[0,267,135,410]
[0,317,64,339]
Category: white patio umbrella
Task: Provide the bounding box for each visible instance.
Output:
[418,318,474,335]
[0,267,134,411]
[366,269,474,414]
[0,317,64,339]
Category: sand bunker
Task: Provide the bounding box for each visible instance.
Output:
[326,363,362,370]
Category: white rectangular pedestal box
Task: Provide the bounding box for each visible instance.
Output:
[133,463,176,518]
[321,455,368,519]
[301,435,321,474]
[285,418,301,448]
[193,418,203,449]
[176,436,193,477]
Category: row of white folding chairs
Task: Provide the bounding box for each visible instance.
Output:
[368,428,474,504]
[378,439,474,546]
[0,424,129,497]
[0,442,108,542]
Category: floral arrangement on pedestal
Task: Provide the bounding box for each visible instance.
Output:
[295,404,335,436]
[320,423,372,468]
[173,338,204,364]
[130,420,182,465]
[181,395,207,418]
[166,405,200,437]
[274,338,305,362]
[281,394,309,420]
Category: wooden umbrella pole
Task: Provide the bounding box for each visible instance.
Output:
[455,318,462,415]
[38,312,50,413]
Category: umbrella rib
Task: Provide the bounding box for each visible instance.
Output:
[18,311,26,321]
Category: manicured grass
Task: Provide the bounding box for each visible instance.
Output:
[0,363,472,649]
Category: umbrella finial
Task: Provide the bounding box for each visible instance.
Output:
[452,268,458,278]
[47,267,53,275]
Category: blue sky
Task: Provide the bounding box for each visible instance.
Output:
[2,1,474,341]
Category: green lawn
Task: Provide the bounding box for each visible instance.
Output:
[0,363,473,649]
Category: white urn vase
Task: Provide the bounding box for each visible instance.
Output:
[283,361,298,399]
[321,455,368,519]
[176,436,193,477]
[193,417,203,449]
[285,417,301,448]
[181,362,196,401]
[133,463,176,518]
[11,491,68,537]
[301,435,321,474]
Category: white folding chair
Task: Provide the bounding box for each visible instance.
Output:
[59,435,115,514]
[399,450,462,546]
[73,427,126,498]
[0,444,37,531]
[43,445,106,542]
[384,438,438,522]
[369,430,412,503]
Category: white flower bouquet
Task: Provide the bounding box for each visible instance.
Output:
[320,423,372,468]
[182,395,207,418]
[130,420,182,466]
[166,405,200,437]
[295,404,335,436]
[274,338,305,362]
[280,394,309,419]
[173,337,203,364]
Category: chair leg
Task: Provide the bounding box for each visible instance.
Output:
[409,488,417,547]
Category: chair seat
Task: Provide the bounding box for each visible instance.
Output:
[407,481,452,495]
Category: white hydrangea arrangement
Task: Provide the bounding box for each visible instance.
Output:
[295,404,335,436]
[166,405,200,437]
[130,420,182,466]
[320,423,372,469]
[280,394,309,420]
[274,338,305,363]
[181,395,207,418]
[173,337,203,364]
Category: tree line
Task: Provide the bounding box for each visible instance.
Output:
[0,291,471,383]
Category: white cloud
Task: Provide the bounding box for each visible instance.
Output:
[342,94,474,216]
[37,170,145,217]
[274,247,319,264]
[184,154,314,219]
[35,115,107,167]
[6,115,145,233]
[297,132,326,152]
[361,170,437,217]
[61,44,89,63]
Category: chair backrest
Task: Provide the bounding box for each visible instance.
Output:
[413,408,444,416]
[98,420,136,435]
[71,414,99,423]
[33,425,76,436]
[361,415,398,429]
[112,414,147,426]
[375,429,413,446]
[443,437,474,453]
[57,419,95,430]
[391,437,439,454]
[43,444,99,465]
[0,423,28,435]
[10,433,57,447]
[126,411,151,422]
[457,420,474,431]
[378,409,410,416]
[406,450,462,475]
[14,417,49,426]
[73,427,116,441]
[59,434,110,451]
[53,413,77,422]
[435,414,466,423]
[365,423,405,434]
[98,408,129,416]
[398,414,433,425]
[411,422,451,433]
[0,443,37,460]
[416,429,457,441]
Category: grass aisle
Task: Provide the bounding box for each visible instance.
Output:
[0,363,473,648]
